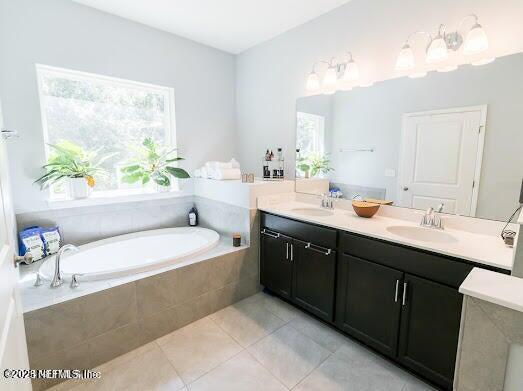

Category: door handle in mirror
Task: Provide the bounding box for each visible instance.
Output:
[403,186,409,191]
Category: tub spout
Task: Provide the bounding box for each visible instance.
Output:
[51,244,79,288]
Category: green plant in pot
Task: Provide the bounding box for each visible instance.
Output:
[297,153,333,178]
[309,153,334,177]
[120,138,190,191]
[35,141,115,199]
[296,156,312,178]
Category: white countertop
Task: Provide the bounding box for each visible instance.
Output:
[460,268,523,313]
[259,200,514,271]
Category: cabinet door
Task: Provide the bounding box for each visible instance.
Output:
[398,274,462,390]
[260,230,292,299]
[292,240,336,322]
[336,254,403,358]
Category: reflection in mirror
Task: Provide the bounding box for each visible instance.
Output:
[295,53,523,222]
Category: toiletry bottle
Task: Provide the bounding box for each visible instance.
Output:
[188,206,198,226]
[265,149,270,161]
[269,150,274,161]
[277,148,283,161]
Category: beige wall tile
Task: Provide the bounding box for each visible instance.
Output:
[24,299,88,364]
[88,322,142,367]
[135,274,175,318]
[81,283,138,338]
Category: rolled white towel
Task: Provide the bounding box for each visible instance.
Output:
[213,168,241,180]
[230,158,240,169]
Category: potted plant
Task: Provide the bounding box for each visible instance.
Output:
[296,156,311,178]
[35,141,115,199]
[120,138,190,192]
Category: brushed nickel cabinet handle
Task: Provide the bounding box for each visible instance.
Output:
[304,242,332,256]
[290,244,294,261]
[395,280,400,303]
[261,229,280,239]
[402,282,408,306]
[286,242,289,260]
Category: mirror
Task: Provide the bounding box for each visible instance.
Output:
[295,53,523,222]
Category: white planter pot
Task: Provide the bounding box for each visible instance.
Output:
[155,183,171,193]
[67,177,91,199]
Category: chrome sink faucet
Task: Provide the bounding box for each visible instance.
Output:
[321,193,334,209]
[51,244,79,288]
[420,204,444,229]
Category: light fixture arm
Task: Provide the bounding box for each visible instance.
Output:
[458,14,480,31]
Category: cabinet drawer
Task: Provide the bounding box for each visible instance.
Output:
[261,212,337,249]
[340,232,473,289]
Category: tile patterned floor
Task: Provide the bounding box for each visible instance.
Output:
[50,292,435,391]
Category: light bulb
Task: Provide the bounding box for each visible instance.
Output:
[426,35,448,63]
[396,44,415,71]
[343,60,359,82]
[306,71,320,92]
[464,23,489,55]
[322,66,338,95]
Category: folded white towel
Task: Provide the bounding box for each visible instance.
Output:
[205,158,241,170]
[213,168,241,180]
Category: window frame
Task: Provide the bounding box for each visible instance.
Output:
[35,64,177,201]
[296,111,326,157]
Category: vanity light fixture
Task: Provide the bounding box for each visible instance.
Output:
[396,14,493,75]
[306,65,321,93]
[342,52,359,82]
[395,43,415,71]
[305,53,361,95]
[463,16,489,55]
[426,26,448,63]
[322,59,338,95]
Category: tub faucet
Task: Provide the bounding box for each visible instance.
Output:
[51,244,79,288]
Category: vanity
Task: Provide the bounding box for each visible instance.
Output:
[258,201,512,391]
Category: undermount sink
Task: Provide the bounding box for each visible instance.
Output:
[386,225,458,244]
[290,207,334,217]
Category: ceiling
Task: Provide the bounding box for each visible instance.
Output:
[73,0,352,54]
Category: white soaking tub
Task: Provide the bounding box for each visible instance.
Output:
[38,227,220,281]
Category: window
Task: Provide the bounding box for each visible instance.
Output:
[36,64,176,199]
[296,112,325,158]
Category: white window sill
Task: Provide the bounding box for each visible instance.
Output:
[46,187,192,210]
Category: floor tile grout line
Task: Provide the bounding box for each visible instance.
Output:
[243,348,291,390]
[153,339,187,388]
[289,350,334,390]
[184,348,247,387]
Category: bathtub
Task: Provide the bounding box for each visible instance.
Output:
[38,227,220,281]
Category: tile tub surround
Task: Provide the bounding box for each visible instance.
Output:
[51,292,434,391]
[16,196,195,246]
[454,295,523,391]
[24,246,260,391]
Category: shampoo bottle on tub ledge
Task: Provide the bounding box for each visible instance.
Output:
[188,207,198,226]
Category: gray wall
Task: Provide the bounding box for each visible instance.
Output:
[296,54,523,221]
[0,0,236,213]
[236,0,523,188]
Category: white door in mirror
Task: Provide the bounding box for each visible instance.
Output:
[398,105,486,216]
[0,102,31,390]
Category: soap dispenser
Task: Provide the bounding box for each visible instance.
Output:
[188,206,198,226]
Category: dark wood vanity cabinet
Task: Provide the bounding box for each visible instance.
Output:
[260,212,506,391]
[397,274,463,388]
[260,213,337,322]
[259,229,293,299]
[292,239,337,321]
[335,254,403,358]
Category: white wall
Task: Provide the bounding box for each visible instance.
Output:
[0,0,236,213]
[236,0,523,177]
